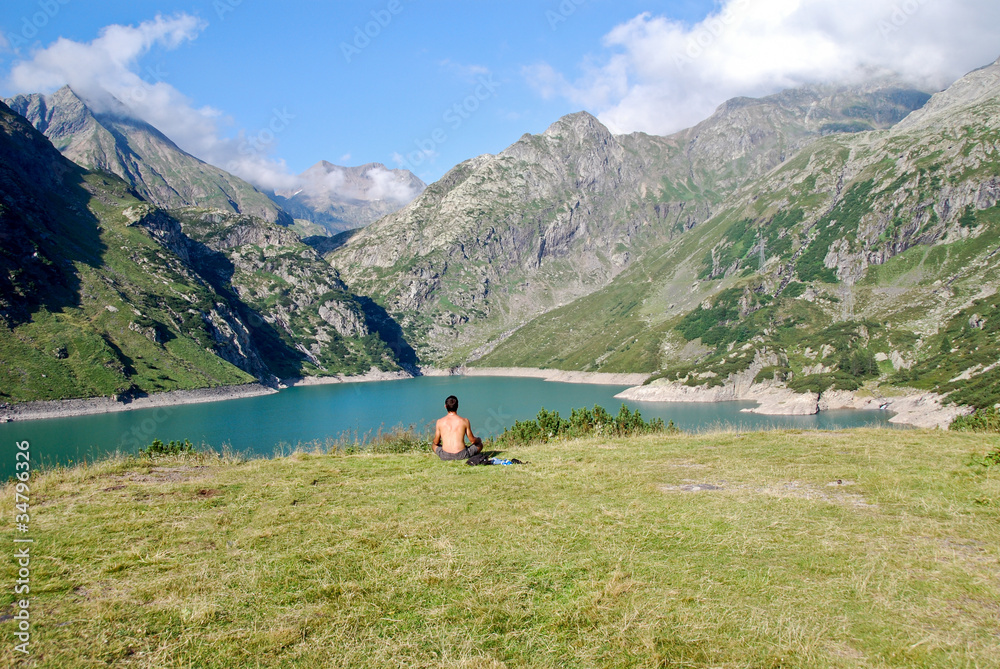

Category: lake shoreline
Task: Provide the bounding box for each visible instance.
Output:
[0,383,277,423]
[0,368,418,423]
[442,366,650,386]
[0,365,965,429]
[616,380,969,430]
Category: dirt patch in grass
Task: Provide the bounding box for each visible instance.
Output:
[659,481,725,492]
[754,480,875,508]
[114,465,213,484]
[658,478,876,507]
[665,460,710,469]
[938,538,997,565]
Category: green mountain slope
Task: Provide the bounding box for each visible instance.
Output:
[479,58,1000,408]
[0,102,410,404]
[330,81,930,364]
[0,101,254,401]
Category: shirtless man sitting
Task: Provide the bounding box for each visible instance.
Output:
[432,395,483,460]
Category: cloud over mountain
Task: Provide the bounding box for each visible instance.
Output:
[525,0,1000,135]
[4,13,300,191]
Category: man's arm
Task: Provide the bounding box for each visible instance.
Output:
[432,420,442,451]
[464,418,482,446]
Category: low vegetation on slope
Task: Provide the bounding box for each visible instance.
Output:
[3,429,998,667]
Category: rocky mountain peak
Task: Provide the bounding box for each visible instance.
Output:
[7,86,90,138]
[500,110,619,172]
[5,86,290,224]
[541,111,608,139]
[536,112,617,158]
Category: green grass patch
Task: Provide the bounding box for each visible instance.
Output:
[3,428,998,667]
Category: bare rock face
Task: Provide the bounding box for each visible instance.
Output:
[894,58,1000,132]
[202,302,277,384]
[125,205,191,263]
[173,208,406,376]
[318,300,368,338]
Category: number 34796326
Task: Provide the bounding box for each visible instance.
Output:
[15,440,30,481]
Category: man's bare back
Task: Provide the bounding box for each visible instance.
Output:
[432,395,483,460]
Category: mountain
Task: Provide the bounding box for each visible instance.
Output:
[329,80,931,363]
[272,161,425,234]
[477,58,1000,409]
[0,100,411,404]
[4,86,291,225]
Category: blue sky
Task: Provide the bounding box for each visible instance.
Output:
[1,0,998,190]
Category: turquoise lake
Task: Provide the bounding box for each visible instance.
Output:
[0,375,899,479]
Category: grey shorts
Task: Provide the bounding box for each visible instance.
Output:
[434,442,482,460]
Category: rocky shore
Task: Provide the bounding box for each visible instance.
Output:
[0,383,277,423]
[281,368,415,386]
[445,366,650,386]
[615,379,970,429]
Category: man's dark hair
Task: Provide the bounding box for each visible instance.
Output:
[445,395,459,412]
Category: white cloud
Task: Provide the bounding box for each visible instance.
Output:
[296,164,418,204]
[525,0,1000,135]
[365,165,420,202]
[5,14,298,191]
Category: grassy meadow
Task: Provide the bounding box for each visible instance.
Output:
[2,428,999,667]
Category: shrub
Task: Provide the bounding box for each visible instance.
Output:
[754,366,791,384]
[492,404,677,448]
[950,407,1000,433]
[782,281,806,298]
[367,427,427,454]
[787,374,834,394]
[140,439,196,457]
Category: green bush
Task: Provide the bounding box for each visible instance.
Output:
[830,348,881,390]
[782,281,806,298]
[988,449,1000,467]
[492,404,677,448]
[950,407,1000,433]
[140,439,196,457]
[754,366,791,384]
[787,374,834,394]
[367,429,426,454]
[958,205,978,229]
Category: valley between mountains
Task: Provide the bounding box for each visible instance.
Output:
[3,58,1000,425]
